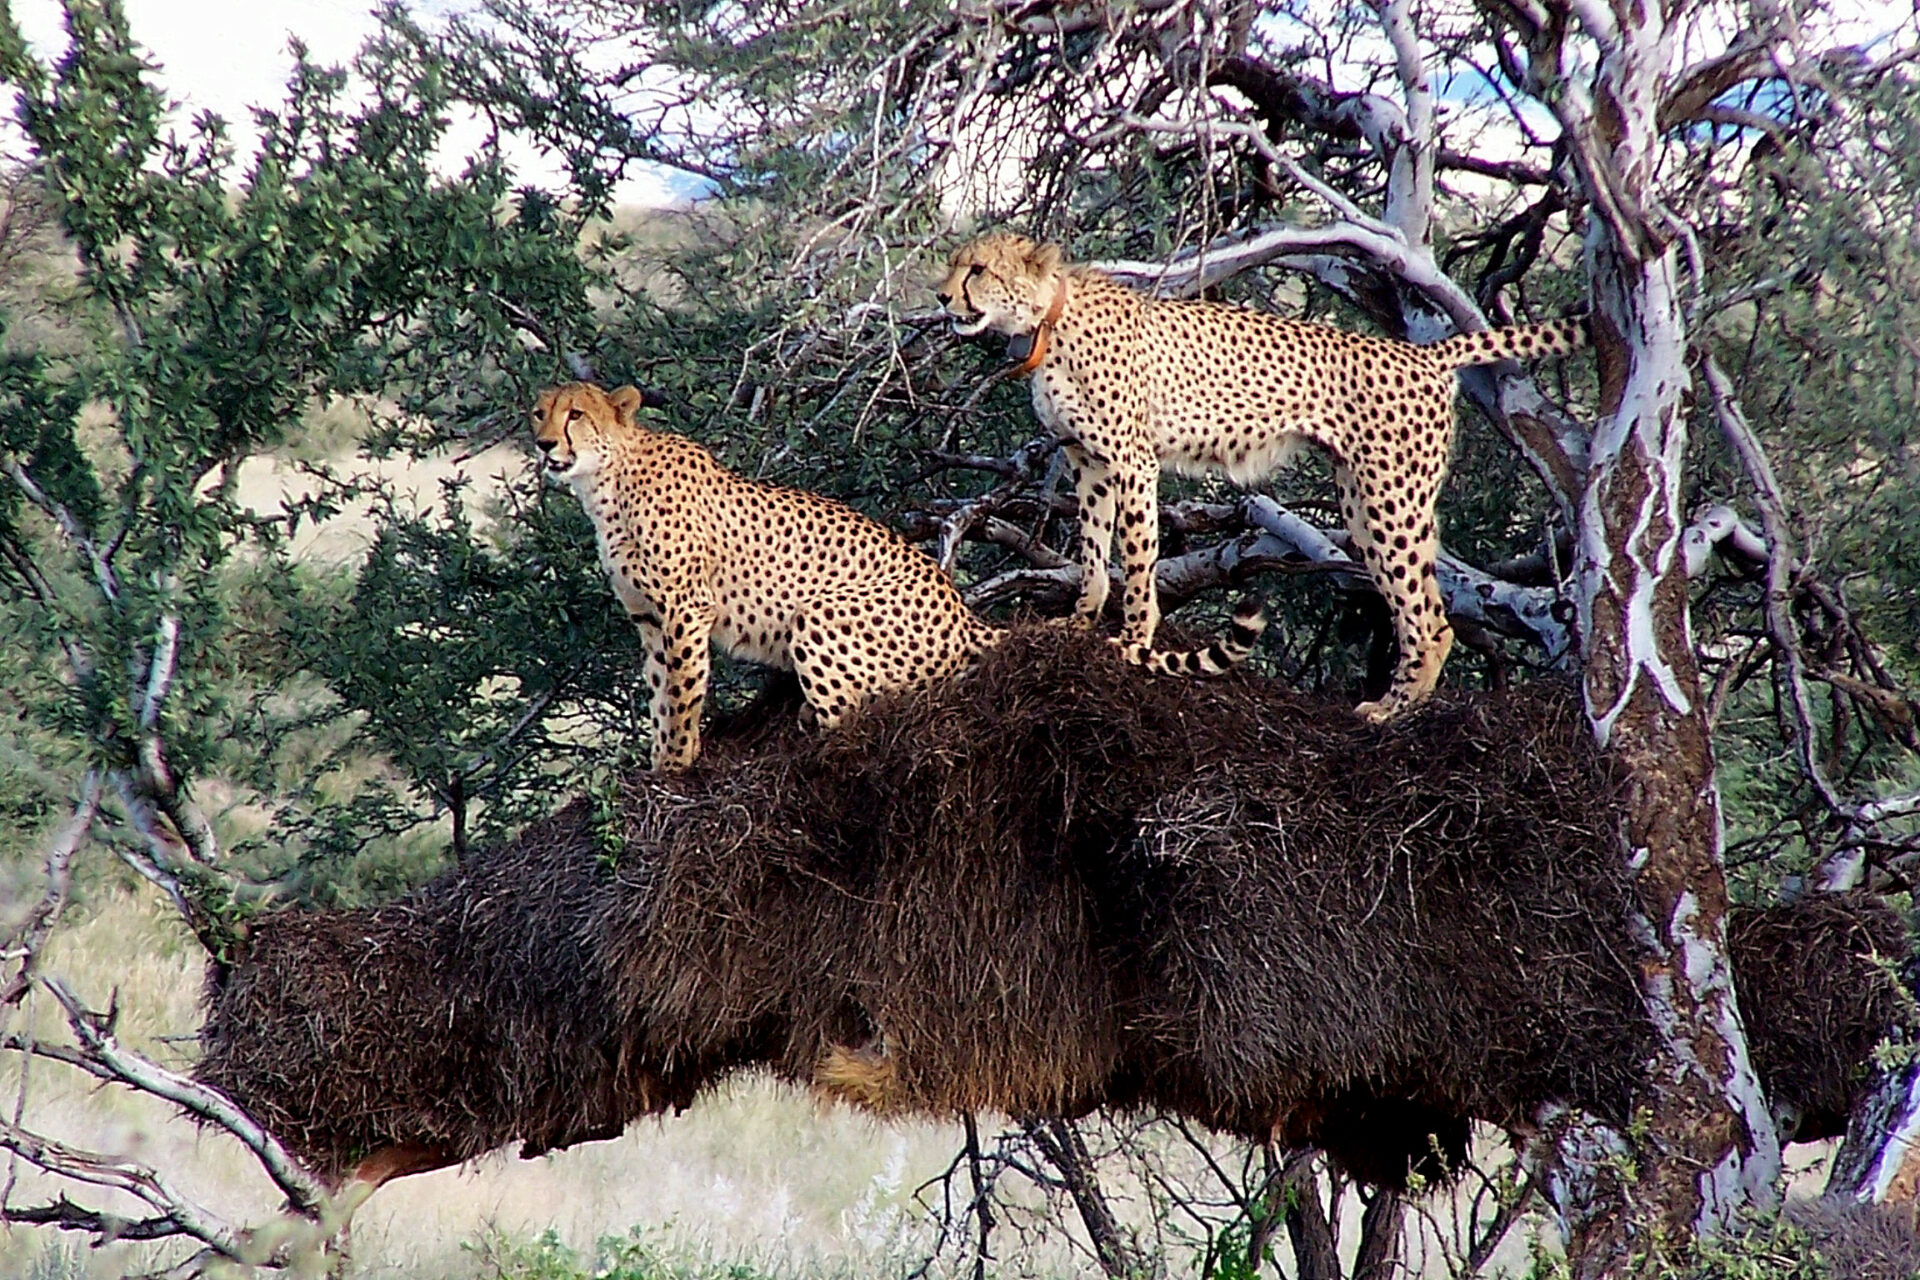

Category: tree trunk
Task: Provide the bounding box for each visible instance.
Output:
[1518,0,1787,1266]
[1830,1063,1920,1203]
[1283,1173,1341,1280]
[1025,1119,1143,1279]
[1560,19,1783,1264]
[1351,1189,1402,1280]
[1828,955,1920,1203]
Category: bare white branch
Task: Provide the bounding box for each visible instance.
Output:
[1830,1059,1920,1204]
[4,458,121,604]
[1,771,101,1007]
[0,1120,245,1258]
[1375,0,1435,244]
[37,976,328,1214]
[106,773,207,923]
[1108,114,1385,233]
[1681,504,1768,578]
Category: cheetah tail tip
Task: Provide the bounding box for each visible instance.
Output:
[1229,594,1269,644]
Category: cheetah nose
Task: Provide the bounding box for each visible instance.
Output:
[935,289,952,307]
[535,437,556,454]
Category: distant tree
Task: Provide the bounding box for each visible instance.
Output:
[0,0,608,1265]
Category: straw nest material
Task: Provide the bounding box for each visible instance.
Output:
[197,626,1911,1189]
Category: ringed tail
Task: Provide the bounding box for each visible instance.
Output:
[1427,317,1588,370]
[1118,595,1267,677]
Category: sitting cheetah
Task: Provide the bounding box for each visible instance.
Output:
[937,234,1587,721]
[533,382,1266,772]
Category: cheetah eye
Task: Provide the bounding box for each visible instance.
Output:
[967,263,985,278]
[566,407,583,422]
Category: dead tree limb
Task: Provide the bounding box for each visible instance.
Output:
[1,771,100,1007]
[1023,1119,1141,1280]
[0,1121,246,1261]
[39,977,327,1215]
[1698,352,1843,816]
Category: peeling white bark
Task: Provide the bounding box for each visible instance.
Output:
[1532,1103,1633,1241]
[1670,892,1782,1222]
[1545,0,1784,1252]
[1816,784,1920,893]
[1831,1059,1920,1203]
[1575,256,1696,746]
[1377,0,1435,247]
[1435,551,1572,664]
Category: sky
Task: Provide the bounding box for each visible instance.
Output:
[7,0,683,206]
[6,0,1906,210]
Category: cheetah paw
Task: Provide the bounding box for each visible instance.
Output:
[1353,696,1403,724]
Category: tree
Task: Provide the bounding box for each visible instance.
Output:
[5,0,1920,1274]
[423,0,1920,1273]
[0,0,606,1266]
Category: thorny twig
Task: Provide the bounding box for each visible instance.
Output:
[0,974,337,1273]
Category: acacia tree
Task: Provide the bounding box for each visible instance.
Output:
[0,0,617,1267]
[425,0,1920,1273]
[4,0,1918,1275]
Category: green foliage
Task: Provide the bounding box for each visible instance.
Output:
[1200,1219,1268,1280]
[1649,1216,1832,1280]
[473,1228,784,1280]
[9,0,1916,913]
[1692,71,1920,890]
[1514,1214,1833,1280]
[269,476,645,858]
[0,1,599,899]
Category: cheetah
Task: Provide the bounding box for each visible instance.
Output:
[533,382,1267,772]
[937,234,1587,722]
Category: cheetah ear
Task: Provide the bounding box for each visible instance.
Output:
[607,385,647,424]
[1028,241,1062,277]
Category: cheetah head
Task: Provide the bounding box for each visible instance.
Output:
[532,382,667,480]
[936,234,1063,340]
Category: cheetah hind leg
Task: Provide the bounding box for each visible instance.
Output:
[1340,463,1452,723]
[1352,586,1454,724]
[788,599,883,732]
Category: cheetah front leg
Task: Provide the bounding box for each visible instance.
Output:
[643,598,717,772]
[1338,465,1452,723]
[1067,445,1162,643]
[1107,454,1162,647]
[1065,443,1116,627]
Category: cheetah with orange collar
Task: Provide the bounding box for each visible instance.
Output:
[937,234,1585,721]
[533,382,1266,772]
